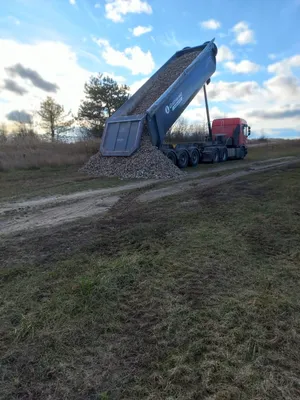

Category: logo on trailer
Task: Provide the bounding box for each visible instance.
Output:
[165,92,183,115]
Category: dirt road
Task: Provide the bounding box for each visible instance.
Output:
[1,157,299,236]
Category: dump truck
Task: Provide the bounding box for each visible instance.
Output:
[100,39,251,168]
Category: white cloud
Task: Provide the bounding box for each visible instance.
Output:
[130,77,149,94]
[0,39,92,124]
[232,21,248,32]
[94,38,110,47]
[232,21,255,45]
[202,68,300,133]
[267,55,300,75]
[160,31,184,48]
[200,19,221,30]
[265,75,300,98]
[217,45,234,62]
[131,25,153,37]
[94,3,101,8]
[183,106,224,122]
[102,72,126,83]
[268,53,277,60]
[225,60,261,74]
[192,80,261,104]
[69,0,76,5]
[94,38,155,75]
[105,0,152,22]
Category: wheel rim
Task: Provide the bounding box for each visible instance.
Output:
[180,154,187,165]
[223,152,227,161]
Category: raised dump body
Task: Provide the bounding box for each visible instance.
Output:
[100,39,217,156]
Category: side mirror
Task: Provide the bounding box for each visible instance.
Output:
[248,126,251,136]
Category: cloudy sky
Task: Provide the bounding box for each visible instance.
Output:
[0,0,300,137]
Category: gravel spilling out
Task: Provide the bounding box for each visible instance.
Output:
[129,50,201,115]
[81,50,201,179]
[80,136,184,180]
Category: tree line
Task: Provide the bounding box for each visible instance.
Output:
[0,74,130,142]
[1,73,207,142]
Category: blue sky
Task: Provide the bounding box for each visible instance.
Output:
[0,0,300,137]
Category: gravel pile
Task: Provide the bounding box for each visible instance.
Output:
[129,50,201,115]
[81,50,201,179]
[80,136,184,180]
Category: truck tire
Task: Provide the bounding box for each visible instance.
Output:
[188,149,200,167]
[240,147,245,160]
[212,149,220,163]
[177,150,189,169]
[167,150,177,165]
[221,148,228,162]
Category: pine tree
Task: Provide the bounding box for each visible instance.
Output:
[78,74,129,137]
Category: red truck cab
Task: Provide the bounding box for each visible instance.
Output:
[212,118,251,147]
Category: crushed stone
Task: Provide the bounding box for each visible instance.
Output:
[80,136,185,180]
[129,50,201,115]
[81,50,202,179]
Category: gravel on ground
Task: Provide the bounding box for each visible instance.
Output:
[81,50,202,179]
[80,136,185,179]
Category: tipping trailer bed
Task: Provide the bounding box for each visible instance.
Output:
[100,39,217,156]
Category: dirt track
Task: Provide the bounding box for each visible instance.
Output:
[1,157,299,236]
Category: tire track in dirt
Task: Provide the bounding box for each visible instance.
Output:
[138,158,300,203]
[0,157,299,236]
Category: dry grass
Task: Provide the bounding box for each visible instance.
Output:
[1,165,300,399]
[0,136,100,171]
[246,139,300,160]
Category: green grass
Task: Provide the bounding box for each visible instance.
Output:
[1,165,300,399]
[0,165,130,202]
[1,140,299,202]
[186,140,300,173]
[246,140,300,161]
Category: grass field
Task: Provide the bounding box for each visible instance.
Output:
[1,163,300,399]
[1,139,300,202]
[246,140,300,160]
[0,136,100,171]
[0,165,129,202]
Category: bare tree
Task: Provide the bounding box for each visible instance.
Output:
[166,118,207,143]
[37,97,73,141]
[5,110,36,138]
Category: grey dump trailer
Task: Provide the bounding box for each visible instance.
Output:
[100,39,249,168]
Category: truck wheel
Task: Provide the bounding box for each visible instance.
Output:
[177,150,189,169]
[167,150,177,165]
[188,149,200,167]
[240,147,245,160]
[212,149,220,163]
[221,148,228,162]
